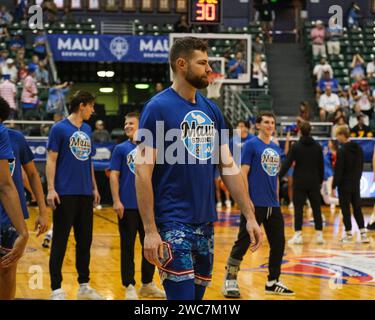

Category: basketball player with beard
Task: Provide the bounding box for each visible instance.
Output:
[135,37,262,300]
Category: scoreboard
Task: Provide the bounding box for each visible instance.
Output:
[189,0,223,25]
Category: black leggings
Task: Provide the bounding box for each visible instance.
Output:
[49,195,93,291]
[118,209,155,287]
[229,207,285,281]
[293,187,323,231]
[338,188,365,231]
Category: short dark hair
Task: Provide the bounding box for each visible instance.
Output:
[300,121,311,137]
[236,119,250,129]
[68,91,95,114]
[256,111,276,124]
[169,37,208,72]
[125,112,140,120]
[0,96,10,122]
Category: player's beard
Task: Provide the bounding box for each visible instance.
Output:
[185,66,209,89]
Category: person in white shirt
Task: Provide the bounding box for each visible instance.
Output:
[0,74,17,119]
[1,58,18,83]
[348,104,370,128]
[313,58,333,81]
[366,57,375,78]
[319,85,341,121]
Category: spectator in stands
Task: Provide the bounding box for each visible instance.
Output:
[228,51,247,79]
[155,82,164,94]
[346,2,362,29]
[17,61,28,81]
[9,31,25,52]
[319,84,341,121]
[366,56,375,78]
[326,18,342,56]
[15,47,25,65]
[0,49,9,68]
[254,0,275,44]
[0,74,17,119]
[316,70,340,96]
[349,103,369,128]
[338,87,350,112]
[14,0,27,22]
[92,120,111,143]
[350,114,373,138]
[311,20,326,58]
[62,7,76,25]
[1,58,18,83]
[350,79,373,118]
[21,64,38,119]
[332,115,349,137]
[252,35,265,55]
[33,30,47,60]
[313,58,333,81]
[0,25,10,42]
[174,14,191,33]
[36,61,49,85]
[296,101,311,128]
[42,0,58,24]
[350,54,366,81]
[46,81,72,119]
[251,53,267,87]
[0,4,13,25]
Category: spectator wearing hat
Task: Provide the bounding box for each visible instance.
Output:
[311,20,326,58]
[319,84,341,121]
[21,64,39,118]
[1,58,18,83]
[313,58,333,81]
[0,74,17,119]
[350,114,373,138]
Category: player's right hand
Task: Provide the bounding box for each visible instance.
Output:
[47,190,61,210]
[0,233,28,268]
[143,231,164,267]
[113,201,124,219]
[246,218,263,253]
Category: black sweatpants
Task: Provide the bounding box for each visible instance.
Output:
[49,195,93,291]
[338,188,365,231]
[293,187,323,231]
[118,209,155,287]
[229,207,285,281]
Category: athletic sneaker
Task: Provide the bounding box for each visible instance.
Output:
[216,202,222,210]
[315,232,325,245]
[51,288,66,300]
[222,279,241,298]
[77,284,105,300]
[125,284,139,300]
[360,233,370,244]
[265,281,294,296]
[42,238,50,248]
[288,232,303,245]
[288,202,294,210]
[367,221,375,231]
[340,233,353,244]
[225,200,232,209]
[139,282,166,298]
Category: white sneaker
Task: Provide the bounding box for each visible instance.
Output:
[125,284,139,300]
[288,232,303,245]
[360,233,370,244]
[77,284,105,300]
[222,279,241,298]
[216,202,222,210]
[315,232,325,244]
[225,200,232,209]
[139,282,166,298]
[340,233,353,244]
[51,288,66,300]
[288,202,294,210]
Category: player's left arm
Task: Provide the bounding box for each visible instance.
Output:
[91,162,100,207]
[23,161,49,236]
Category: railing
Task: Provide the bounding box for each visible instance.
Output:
[100,21,135,34]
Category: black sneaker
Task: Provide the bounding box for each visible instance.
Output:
[42,238,50,248]
[367,222,375,231]
[265,281,295,296]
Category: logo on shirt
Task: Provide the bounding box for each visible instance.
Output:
[261,148,280,176]
[180,110,216,160]
[127,148,137,175]
[9,159,15,176]
[69,131,91,161]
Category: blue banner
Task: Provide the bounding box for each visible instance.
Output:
[47,34,169,63]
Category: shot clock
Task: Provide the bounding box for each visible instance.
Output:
[189,0,223,24]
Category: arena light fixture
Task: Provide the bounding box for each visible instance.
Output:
[97,71,106,77]
[105,71,115,77]
[135,84,150,90]
[99,87,114,93]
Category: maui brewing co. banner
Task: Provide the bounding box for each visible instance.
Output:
[47,34,169,63]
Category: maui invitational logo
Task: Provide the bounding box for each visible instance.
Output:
[261,148,280,176]
[127,148,137,175]
[110,37,129,60]
[180,110,216,160]
[69,131,91,161]
[255,249,375,286]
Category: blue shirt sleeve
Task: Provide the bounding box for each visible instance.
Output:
[0,127,14,160]
[47,124,63,152]
[241,140,254,166]
[19,133,34,165]
[137,100,162,148]
[110,145,122,171]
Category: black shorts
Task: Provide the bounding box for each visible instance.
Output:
[0,224,19,257]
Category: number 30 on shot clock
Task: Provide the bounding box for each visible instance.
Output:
[189,0,222,24]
